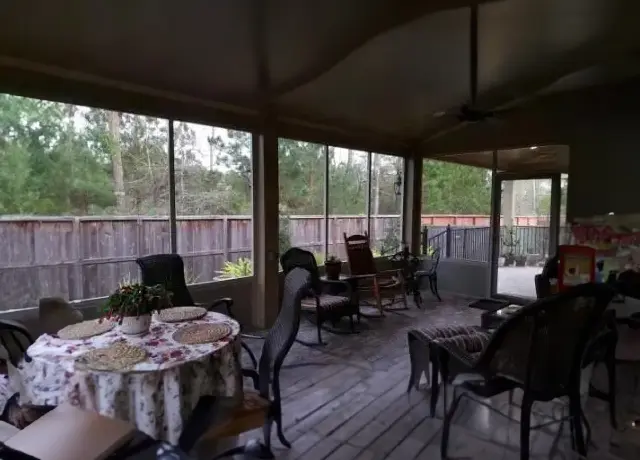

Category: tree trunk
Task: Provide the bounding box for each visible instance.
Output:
[108,111,126,212]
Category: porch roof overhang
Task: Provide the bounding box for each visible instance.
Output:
[0,0,639,166]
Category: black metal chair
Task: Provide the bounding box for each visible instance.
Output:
[184,267,311,459]
[136,254,259,369]
[432,283,614,460]
[0,321,57,432]
[416,248,441,301]
[280,247,356,345]
[0,320,33,368]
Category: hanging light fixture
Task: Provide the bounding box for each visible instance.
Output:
[394,170,403,197]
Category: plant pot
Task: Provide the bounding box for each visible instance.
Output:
[514,255,527,267]
[503,254,515,267]
[119,314,152,335]
[325,262,342,280]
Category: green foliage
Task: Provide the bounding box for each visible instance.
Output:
[218,258,253,279]
[279,214,292,255]
[378,219,401,256]
[103,283,171,320]
[421,160,491,214]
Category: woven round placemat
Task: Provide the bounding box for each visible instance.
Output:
[75,342,148,372]
[58,320,115,340]
[157,306,207,323]
[172,323,232,345]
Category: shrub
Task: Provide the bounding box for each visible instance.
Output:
[218,258,253,279]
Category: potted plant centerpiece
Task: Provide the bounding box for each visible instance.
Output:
[103,283,172,335]
[324,255,342,280]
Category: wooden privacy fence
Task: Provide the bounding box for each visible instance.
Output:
[0,214,543,311]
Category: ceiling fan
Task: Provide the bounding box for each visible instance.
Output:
[423,4,520,141]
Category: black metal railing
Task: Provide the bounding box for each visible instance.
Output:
[422,225,558,263]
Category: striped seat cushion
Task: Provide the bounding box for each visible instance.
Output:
[432,332,492,367]
[409,325,482,343]
[301,295,350,311]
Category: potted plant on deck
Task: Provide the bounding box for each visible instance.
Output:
[103,283,172,335]
[501,228,520,267]
[324,255,342,280]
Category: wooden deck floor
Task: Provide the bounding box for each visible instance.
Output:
[238,294,631,460]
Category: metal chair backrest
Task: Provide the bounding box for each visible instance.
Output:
[0,320,34,367]
[258,268,310,401]
[280,247,321,292]
[425,247,441,275]
[476,283,614,399]
[343,232,376,276]
[136,254,195,306]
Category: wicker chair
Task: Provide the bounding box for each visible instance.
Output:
[38,297,83,336]
[280,247,356,345]
[192,267,311,459]
[136,254,259,369]
[432,283,614,460]
[343,232,407,316]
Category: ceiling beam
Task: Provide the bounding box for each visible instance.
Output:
[268,0,498,99]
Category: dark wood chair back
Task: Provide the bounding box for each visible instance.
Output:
[343,232,376,276]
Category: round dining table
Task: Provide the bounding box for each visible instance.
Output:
[12,311,243,444]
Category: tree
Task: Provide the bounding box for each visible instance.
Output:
[421,160,491,214]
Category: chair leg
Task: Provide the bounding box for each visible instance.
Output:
[570,392,587,457]
[375,294,384,317]
[441,392,464,459]
[430,349,440,417]
[430,274,442,301]
[606,345,618,429]
[276,410,291,448]
[241,341,258,369]
[316,319,324,345]
[520,395,533,460]
[263,417,273,452]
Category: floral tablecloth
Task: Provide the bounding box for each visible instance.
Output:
[11,312,242,444]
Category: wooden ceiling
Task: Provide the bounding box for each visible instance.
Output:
[0,0,638,164]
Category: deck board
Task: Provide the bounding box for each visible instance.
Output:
[236,294,627,460]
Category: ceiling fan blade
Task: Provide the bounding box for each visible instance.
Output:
[469,3,478,107]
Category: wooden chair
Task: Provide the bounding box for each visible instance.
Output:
[343,232,407,316]
[280,247,356,345]
[197,267,312,459]
[136,254,259,369]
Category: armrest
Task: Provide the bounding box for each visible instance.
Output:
[376,269,403,280]
[319,279,353,297]
[242,368,260,390]
[206,298,234,318]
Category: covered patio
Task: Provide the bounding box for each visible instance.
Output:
[0,0,639,459]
